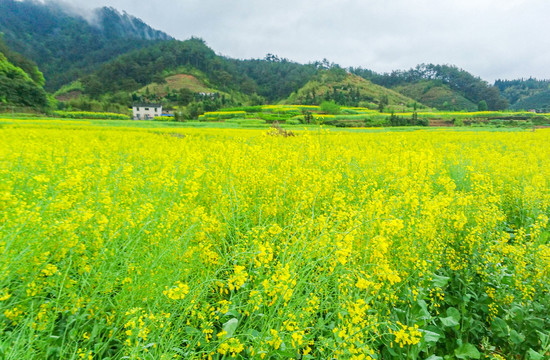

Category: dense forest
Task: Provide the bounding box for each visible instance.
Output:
[351,64,509,111]
[495,78,550,112]
[0,0,548,115]
[0,0,171,90]
[0,37,48,110]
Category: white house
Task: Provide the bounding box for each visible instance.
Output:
[132,104,162,120]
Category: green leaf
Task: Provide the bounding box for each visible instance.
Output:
[416,299,432,320]
[510,329,525,344]
[454,343,480,359]
[440,316,460,327]
[491,317,508,337]
[224,310,240,318]
[425,355,444,360]
[440,308,460,328]
[223,318,239,338]
[432,274,450,288]
[528,348,544,360]
[246,329,260,339]
[422,330,441,344]
[447,307,461,322]
[525,316,545,330]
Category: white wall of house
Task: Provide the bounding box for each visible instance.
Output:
[133,105,162,120]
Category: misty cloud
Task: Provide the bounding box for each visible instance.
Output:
[50,0,550,81]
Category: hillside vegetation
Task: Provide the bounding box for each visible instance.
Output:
[352,64,509,111]
[0,0,171,90]
[0,39,48,110]
[285,68,422,111]
[393,81,478,111]
[1,0,549,116]
[496,78,550,112]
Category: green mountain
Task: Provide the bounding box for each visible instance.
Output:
[393,81,477,111]
[74,39,254,101]
[1,0,538,115]
[285,67,424,111]
[0,38,48,110]
[58,39,320,114]
[352,64,509,111]
[230,55,319,102]
[495,79,550,112]
[0,0,172,90]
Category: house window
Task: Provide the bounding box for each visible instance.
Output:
[145,108,149,110]
[155,108,158,112]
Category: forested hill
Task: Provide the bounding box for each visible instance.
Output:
[351,64,509,111]
[71,37,516,113]
[495,78,550,112]
[76,39,319,104]
[0,38,48,109]
[0,0,536,113]
[0,0,172,90]
[284,67,422,110]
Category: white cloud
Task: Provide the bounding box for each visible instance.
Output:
[53,0,550,81]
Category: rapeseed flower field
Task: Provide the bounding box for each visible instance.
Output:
[0,122,549,359]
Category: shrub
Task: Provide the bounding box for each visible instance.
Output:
[52,110,130,120]
[320,100,341,115]
[286,119,301,125]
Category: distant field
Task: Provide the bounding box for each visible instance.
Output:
[0,122,549,359]
[3,105,550,131]
[0,117,538,133]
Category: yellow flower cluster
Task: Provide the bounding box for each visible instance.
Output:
[390,322,423,348]
[163,281,190,300]
[0,120,548,359]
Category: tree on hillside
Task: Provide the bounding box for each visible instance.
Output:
[478,100,488,111]
[320,100,340,115]
[378,95,389,112]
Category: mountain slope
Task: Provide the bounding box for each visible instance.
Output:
[0,0,172,90]
[77,39,254,96]
[0,40,48,109]
[495,78,550,111]
[352,64,509,111]
[285,68,423,110]
[509,90,550,112]
[231,56,319,102]
[393,81,477,111]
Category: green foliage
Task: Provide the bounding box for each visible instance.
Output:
[0,0,171,90]
[496,78,550,111]
[510,89,550,112]
[0,36,45,86]
[52,110,130,120]
[394,80,478,111]
[320,100,341,114]
[0,52,48,110]
[285,119,301,125]
[198,111,246,121]
[352,64,509,110]
[478,100,488,111]
[58,94,130,114]
[378,94,389,112]
[230,56,318,102]
[286,72,419,109]
[386,111,428,126]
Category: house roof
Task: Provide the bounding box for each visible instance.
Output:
[133,103,162,108]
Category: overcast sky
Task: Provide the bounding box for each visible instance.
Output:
[60,0,550,82]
